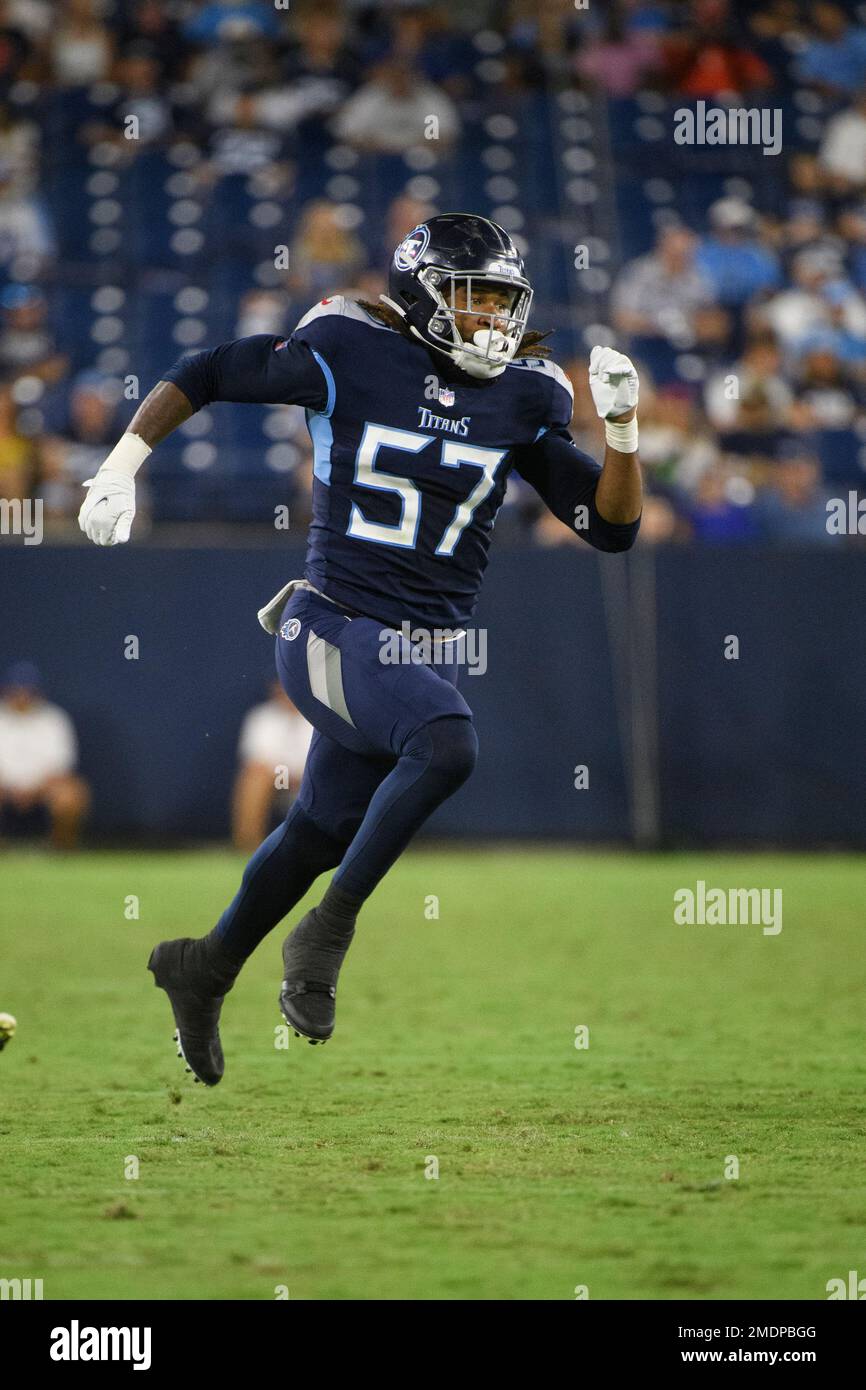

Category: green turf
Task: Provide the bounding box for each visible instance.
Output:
[1,847,864,1301]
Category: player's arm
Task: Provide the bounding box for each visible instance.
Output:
[515,347,642,551]
[78,336,328,546]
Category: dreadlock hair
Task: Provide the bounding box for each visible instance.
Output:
[356,299,553,358]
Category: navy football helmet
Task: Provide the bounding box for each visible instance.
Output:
[382,213,533,380]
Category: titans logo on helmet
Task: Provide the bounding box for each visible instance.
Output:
[394,224,431,271]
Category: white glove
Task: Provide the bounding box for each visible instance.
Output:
[78,467,136,546]
[589,346,639,420]
[77,433,151,545]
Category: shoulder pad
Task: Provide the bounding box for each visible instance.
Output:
[509,355,574,399]
[294,295,391,332]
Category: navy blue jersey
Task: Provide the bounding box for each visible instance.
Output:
[164,297,638,627]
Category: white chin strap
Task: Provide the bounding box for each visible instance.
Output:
[451,329,516,379]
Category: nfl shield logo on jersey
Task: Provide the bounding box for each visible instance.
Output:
[438,387,456,407]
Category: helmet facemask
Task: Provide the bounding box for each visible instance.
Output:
[417,267,533,379]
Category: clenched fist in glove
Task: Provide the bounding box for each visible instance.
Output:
[589,346,640,454]
[78,434,151,545]
[588,345,640,420]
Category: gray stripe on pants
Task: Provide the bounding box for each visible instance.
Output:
[306,631,356,727]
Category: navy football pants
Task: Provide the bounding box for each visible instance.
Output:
[214,589,477,959]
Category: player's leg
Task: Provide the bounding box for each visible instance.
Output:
[148,730,390,1083]
[275,591,478,1042]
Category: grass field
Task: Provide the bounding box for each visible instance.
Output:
[1,847,864,1301]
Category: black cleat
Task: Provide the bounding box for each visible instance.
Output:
[148,936,238,1086]
[279,900,357,1046]
[279,977,336,1044]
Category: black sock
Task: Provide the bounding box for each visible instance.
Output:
[282,884,361,984]
[195,930,244,993]
[318,882,364,929]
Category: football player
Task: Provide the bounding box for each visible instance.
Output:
[79,214,642,1084]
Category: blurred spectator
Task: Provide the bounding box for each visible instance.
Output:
[790,342,863,430]
[687,467,758,542]
[115,0,187,83]
[760,245,866,355]
[0,662,90,849]
[753,449,836,544]
[0,284,67,385]
[0,382,30,499]
[288,200,366,302]
[612,226,714,343]
[0,101,39,195]
[696,198,781,308]
[575,11,661,97]
[795,3,866,96]
[36,372,125,521]
[378,192,436,263]
[704,332,793,432]
[231,681,313,852]
[661,0,773,98]
[818,89,866,195]
[0,157,55,279]
[387,2,473,101]
[246,4,358,134]
[183,1,281,47]
[234,288,290,338]
[332,57,459,153]
[635,381,718,491]
[0,1,34,92]
[81,43,175,151]
[49,0,113,88]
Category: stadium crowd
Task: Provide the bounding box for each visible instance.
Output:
[0,0,863,545]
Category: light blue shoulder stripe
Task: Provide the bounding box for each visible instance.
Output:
[307,349,336,485]
[312,349,336,416]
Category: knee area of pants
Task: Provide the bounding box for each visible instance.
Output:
[416,717,478,787]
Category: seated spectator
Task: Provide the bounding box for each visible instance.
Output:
[0,100,39,196]
[613,226,714,344]
[0,383,31,500]
[36,371,128,523]
[753,448,836,544]
[114,0,188,84]
[0,285,67,386]
[0,662,90,849]
[704,332,793,433]
[818,89,866,196]
[635,381,719,491]
[716,382,789,465]
[0,157,56,281]
[183,0,281,47]
[635,492,682,545]
[49,0,114,88]
[247,3,359,135]
[790,340,864,430]
[80,43,176,152]
[287,199,366,303]
[760,245,866,355]
[331,56,460,154]
[661,0,772,98]
[231,681,313,852]
[697,198,780,308]
[686,467,758,542]
[837,198,866,290]
[387,2,475,101]
[575,12,661,97]
[794,2,866,96]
